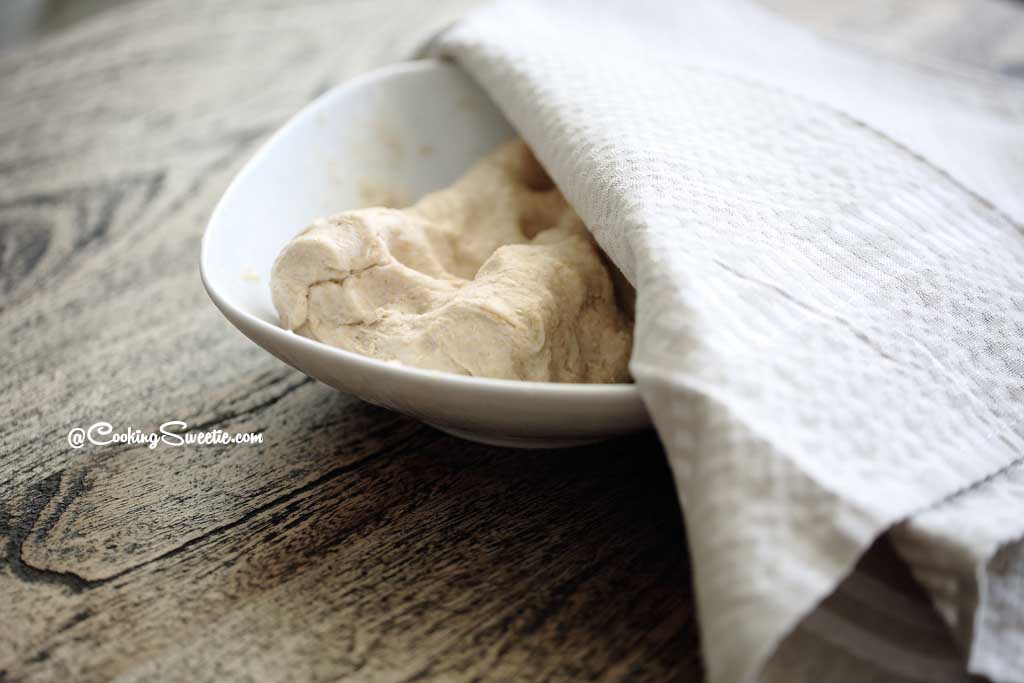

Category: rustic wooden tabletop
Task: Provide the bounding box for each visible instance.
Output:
[1,1,1021,681]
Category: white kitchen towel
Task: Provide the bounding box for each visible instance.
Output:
[430,1,1024,681]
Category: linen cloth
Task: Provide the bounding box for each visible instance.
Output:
[431,1,1024,681]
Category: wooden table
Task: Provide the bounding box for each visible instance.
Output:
[1,1,1020,681]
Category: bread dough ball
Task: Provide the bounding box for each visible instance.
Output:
[271,139,633,383]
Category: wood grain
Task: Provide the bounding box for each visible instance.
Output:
[0,2,702,681]
[1,1,1021,681]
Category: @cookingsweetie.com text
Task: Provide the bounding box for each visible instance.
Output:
[67,421,264,449]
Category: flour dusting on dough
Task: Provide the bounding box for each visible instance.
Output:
[271,140,633,383]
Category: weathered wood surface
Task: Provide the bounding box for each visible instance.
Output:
[1,1,1022,681]
[0,1,701,681]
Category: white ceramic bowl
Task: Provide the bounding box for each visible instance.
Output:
[201,59,650,448]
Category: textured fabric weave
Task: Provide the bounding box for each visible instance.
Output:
[434,1,1024,681]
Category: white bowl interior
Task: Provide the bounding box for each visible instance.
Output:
[204,61,514,325]
[202,60,649,448]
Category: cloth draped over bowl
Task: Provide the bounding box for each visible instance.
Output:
[431,1,1024,681]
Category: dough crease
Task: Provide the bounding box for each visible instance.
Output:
[271,139,633,383]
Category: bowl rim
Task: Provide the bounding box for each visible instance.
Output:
[200,58,640,400]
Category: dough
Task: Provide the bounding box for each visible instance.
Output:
[270,139,633,383]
